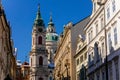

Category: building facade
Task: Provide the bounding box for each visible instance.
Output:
[75,37,87,80]
[0,5,16,80]
[84,0,120,80]
[105,0,120,80]
[54,17,90,80]
[29,5,48,80]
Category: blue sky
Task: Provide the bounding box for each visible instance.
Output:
[2,0,92,63]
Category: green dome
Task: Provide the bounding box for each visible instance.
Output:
[46,33,59,41]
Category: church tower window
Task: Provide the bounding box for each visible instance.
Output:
[39,56,43,65]
[38,36,42,44]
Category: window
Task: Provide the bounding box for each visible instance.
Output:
[84,53,87,60]
[101,18,104,29]
[94,3,96,12]
[88,29,93,42]
[88,33,91,42]
[91,30,93,40]
[101,42,104,54]
[107,7,110,19]
[76,59,79,65]
[96,23,99,35]
[80,55,83,63]
[39,56,43,65]
[38,36,42,44]
[108,33,112,52]
[112,0,116,12]
[114,27,117,45]
[39,77,43,80]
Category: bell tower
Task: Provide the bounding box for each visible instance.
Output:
[29,5,48,80]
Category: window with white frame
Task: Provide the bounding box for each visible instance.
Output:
[101,42,105,54]
[88,33,91,42]
[113,26,118,45]
[108,32,112,52]
[101,18,104,29]
[91,30,93,40]
[112,0,116,12]
[96,23,99,35]
[107,7,110,19]
[88,29,93,42]
[94,2,96,12]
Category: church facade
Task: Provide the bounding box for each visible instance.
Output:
[29,5,58,80]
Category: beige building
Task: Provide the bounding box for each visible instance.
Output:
[54,16,90,80]
[0,5,16,80]
[74,38,87,80]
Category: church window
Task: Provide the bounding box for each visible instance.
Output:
[39,77,43,80]
[38,36,42,44]
[39,56,43,65]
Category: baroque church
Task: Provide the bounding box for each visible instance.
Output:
[29,5,58,80]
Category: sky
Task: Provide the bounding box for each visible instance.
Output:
[2,0,92,63]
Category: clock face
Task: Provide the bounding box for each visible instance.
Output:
[38,28,43,32]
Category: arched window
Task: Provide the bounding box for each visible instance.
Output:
[39,77,43,80]
[38,36,42,44]
[39,56,43,65]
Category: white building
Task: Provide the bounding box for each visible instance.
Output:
[85,0,120,80]
[105,0,120,80]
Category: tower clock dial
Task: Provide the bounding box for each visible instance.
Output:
[38,28,43,32]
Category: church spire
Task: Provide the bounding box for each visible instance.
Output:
[46,14,55,33]
[34,4,44,27]
[48,15,54,26]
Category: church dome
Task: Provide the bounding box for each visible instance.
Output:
[46,33,59,41]
[46,15,59,41]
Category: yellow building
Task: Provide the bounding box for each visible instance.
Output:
[54,17,90,80]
